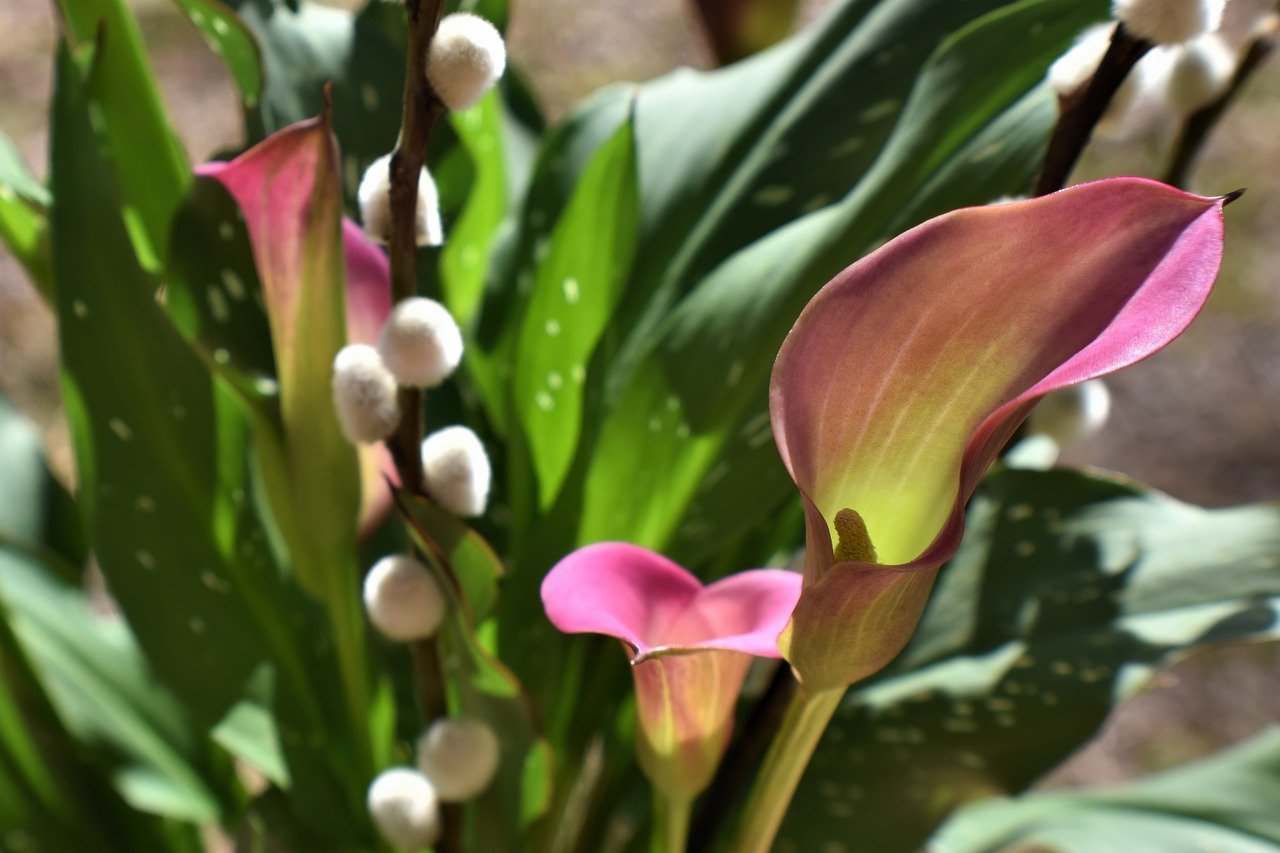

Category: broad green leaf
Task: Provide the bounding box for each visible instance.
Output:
[0,131,52,296]
[577,0,1104,556]
[399,493,551,849]
[57,0,190,267]
[168,0,264,105]
[932,728,1280,852]
[778,468,1280,851]
[50,47,368,838]
[513,114,639,509]
[443,91,509,328]
[397,492,505,625]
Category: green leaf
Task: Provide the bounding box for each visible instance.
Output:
[778,468,1280,851]
[398,492,504,625]
[57,0,190,267]
[398,493,551,849]
[442,91,510,328]
[577,0,1104,556]
[51,47,368,838]
[513,113,639,509]
[0,131,52,296]
[932,728,1280,852]
[168,0,264,106]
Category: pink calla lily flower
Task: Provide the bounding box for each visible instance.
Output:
[197,124,396,534]
[541,543,801,799]
[770,177,1228,691]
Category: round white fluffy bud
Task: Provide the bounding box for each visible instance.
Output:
[1095,46,1174,139]
[363,555,446,642]
[426,13,507,111]
[332,344,401,444]
[357,154,444,247]
[367,768,441,849]
[378,297,464,388]
[421,426,491,518]
[1049,24,1114,97]
[417,718,500,802]
[1165,34,1236,114]
[1028,379,1112,447]
[1112,0,1225,45]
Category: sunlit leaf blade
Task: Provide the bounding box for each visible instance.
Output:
[513,113,639,509]
[443,91,509,328]
[0,130,52,296]
[931,728,1280,852]
[779,468,1280,850]
[168,0,264,105]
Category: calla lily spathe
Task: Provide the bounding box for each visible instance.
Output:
[771,177,1227,691]
[541,544,801,799]
[197,120,396,533]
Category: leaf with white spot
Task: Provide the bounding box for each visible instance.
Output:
[931,728,1280,852]
[512,113,638,509]
[778,468,1280,851]
[169,0,263,106]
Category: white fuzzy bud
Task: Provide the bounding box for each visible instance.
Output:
[358,154,444,247]
[1096,47,1174,139]
[378,297,464,388]
[1165,34,1236,114]
[426,13,507,111]
[332,344,401,444]
[363,555,446,641]
[1028,379,1112,447]
[417,718,500,802]
[421,426,491,518]
[1112,0,1225,45]
[1049,24,1115,97]
[367,768,441,849]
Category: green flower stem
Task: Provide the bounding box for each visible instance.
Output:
[729,686,844,853]
[653,792,693,853]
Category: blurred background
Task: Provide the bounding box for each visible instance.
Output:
[3,0,1278,798]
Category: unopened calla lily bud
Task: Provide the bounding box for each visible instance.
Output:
[367,768,442,849]
[1112,0,1225,45]
[363,555,446,641]
[421,426,491,518]
[1027,379,1112,447]
[426,13,506,111]
[417,717,500,801]
[1165,34,1236,114]
[358,153,444,247]
[378,297,464,388]
[332,344,401,444]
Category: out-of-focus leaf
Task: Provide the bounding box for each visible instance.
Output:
[513,114,638,509]
[778,468,1280,851]
[448,0,508,29]
[931,728,1280,852]
[56,0,189,267]
[51,47,368,839]
[443,91,509,328]
[690,0,801,64]
[0,131,52,296]
[168,0,263,105]
[398,493,551,849]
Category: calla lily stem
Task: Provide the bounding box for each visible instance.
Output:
[653,793,693,853]
[728,687,844,853]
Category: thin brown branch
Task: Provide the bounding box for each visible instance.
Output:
[384,0,458,849]
[1034,24,1151,196]
[1163,22,1278,188]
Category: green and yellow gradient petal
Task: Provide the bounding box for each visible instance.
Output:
[770,178,1228,691]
